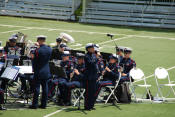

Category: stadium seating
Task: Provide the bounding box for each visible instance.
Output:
[80,0,175,28]
[0,0,81,20]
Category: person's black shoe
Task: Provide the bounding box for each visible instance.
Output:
[29,105,37,109]
[91,107,96,110]
[57,102,64,106]
[0,106,6,110]
[84,108,91,111]
[64,102,72,106]
[39,105,46,109]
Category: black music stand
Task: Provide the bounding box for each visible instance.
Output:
[0,66,20,103]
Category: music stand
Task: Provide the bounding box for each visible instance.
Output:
[49,62,67,78]
[1,66,20,81]
[50,49,62,60]
[0,66,20,103]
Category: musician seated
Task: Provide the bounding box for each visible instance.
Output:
[119,47,136,82]
[48,51,74,106]
[94,44,105,78]
[65,53,86,103]
[0,47,5,63]
[59,43,67,53]
[0,47,6,110]
[0,47,7,92]
[95,54,120,99]
[116,46,125,63]
[52,37,62,49]
[4,37,22,66]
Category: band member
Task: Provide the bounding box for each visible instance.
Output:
[59,43,67,53]
[0,47,5,63]
[116,46,125,64]
[57,51,74,106]
[30,35,52,109]
[66,53,86,104]
[120,47,136,82]
[95,54,120,99]
[94,44,105,78]
[4,36,22,66]
[84,43,98,110]
[52,37,62,49]
[0,47,6,110]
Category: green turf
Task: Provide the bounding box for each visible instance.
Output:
[0,16,175,117]
[1,104,175,117]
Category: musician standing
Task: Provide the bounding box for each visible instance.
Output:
[84,43,98,110]
[29,35,52,109]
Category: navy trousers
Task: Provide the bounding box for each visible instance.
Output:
[66,81,84,102]
[32,79,48,107]
[95,80,114,98]
[84,80,97,109]
[0,89,4,104]
[57,78,69,103]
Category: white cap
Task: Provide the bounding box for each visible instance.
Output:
[36,35,47,40]
[85,43,94,50]
[62,51,70,56]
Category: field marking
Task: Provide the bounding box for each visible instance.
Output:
[0,28,33,34]
[0,24,175,41]
[75,35,132,50]
[134,66,175,83]
[43,108,66,117]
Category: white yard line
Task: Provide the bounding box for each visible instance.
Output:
[0,28,33,34]
[75,35,132,50]
[0,24,175,40]
[134,66,175,83]
[43,108,66,117]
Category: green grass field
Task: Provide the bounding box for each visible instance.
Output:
[0,16,175,117]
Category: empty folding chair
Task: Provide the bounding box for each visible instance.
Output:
[104,73,121,104]
[129,68,152,102]
[154,67,175,101]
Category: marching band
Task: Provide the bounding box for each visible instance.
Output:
[0,32,136,110]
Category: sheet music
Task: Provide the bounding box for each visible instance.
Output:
[1,66,19,80]
[15,66,33,74]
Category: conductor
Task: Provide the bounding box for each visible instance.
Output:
[29,35,52,109]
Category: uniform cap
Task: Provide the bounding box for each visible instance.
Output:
[37,35,47,40]
[62,51,70,57]
[124,47,132,53]
[109,54,118,60]
[85,43,94,50]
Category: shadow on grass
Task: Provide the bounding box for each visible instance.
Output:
[64,107,87,115]
[99,103,122,110]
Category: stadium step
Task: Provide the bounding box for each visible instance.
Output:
[0,0,81,21]
[80,0,175,28]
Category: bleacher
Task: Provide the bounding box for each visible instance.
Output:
[0,0,81,20]
[80,0,175,28]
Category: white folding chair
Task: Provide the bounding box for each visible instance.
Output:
[72,88,85,107]
[154,67,175,101]
[104,72,121,104]
[129,68,152,102]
